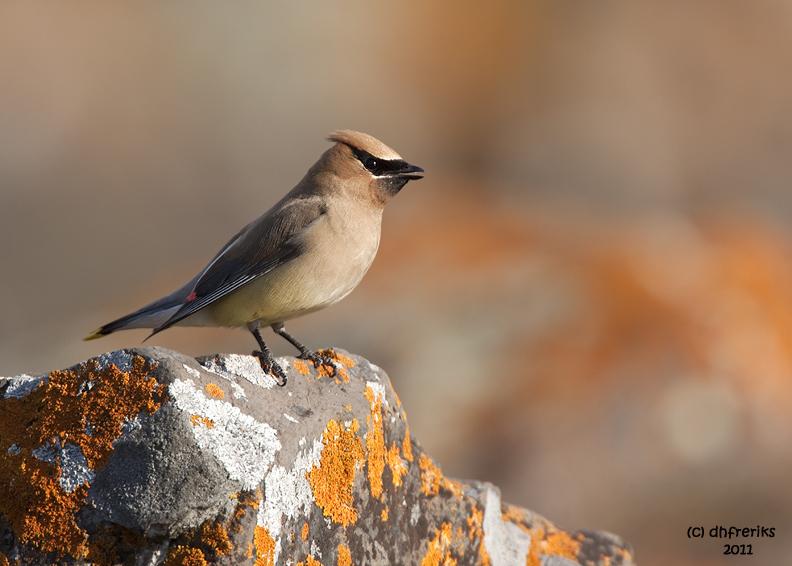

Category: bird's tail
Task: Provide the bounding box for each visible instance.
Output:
[84,327,108,341]
[83,298,182,341]
[84,271,204,341]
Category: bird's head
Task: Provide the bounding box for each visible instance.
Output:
[321,130,424,205]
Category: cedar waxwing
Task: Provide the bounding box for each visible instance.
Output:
[85,130,424,385]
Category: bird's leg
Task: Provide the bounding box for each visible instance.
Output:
[248,323,287,386]
[271,322,337,376]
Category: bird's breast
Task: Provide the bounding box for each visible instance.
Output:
[304,206,382,298]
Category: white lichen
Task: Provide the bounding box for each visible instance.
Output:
[182,365,203,380]
[169,378,281,490]
[4,374,46,399]
[201,354,280,389]
[186,363,249,400]
[32,439,95,493]
[366,381,387,409]
[94,350,136,372]
[258,437,323,565]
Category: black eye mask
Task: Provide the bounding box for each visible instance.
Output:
[350,146,424,180]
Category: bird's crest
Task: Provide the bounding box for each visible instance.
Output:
[328,130,402,161]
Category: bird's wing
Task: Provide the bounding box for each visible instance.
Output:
[150,196,326,335]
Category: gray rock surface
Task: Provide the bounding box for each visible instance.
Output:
[0,347,635,565]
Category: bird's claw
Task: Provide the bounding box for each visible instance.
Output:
[253,350,288,387]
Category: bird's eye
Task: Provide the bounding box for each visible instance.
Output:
[364,157,378,172]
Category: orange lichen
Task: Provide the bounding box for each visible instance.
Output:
[85,525,146,565]
[0,554,7,566]
[478,538,491,565]
[381,505,389,521]
[230,490,258,532]
[364,386,385,499]
[526,527,544,566]
[386,441,408,487]
[402,425,414,462]
[316,349,353,383]
[541,531,582,559]
[467,502,484,542]
[200,522,233,555]
[305,557,324,566]
[466,500,491,565]
[254,526,276,566]
[501,504,527,524]
[190,414,215,428]
[444,479,465,499]
[307,419,365,526]
[85,528,122,566]
[501,504,542,539]
[86,485,244,564]
[301,522,309,541]
[524,523,583,565]
[164,546,208,566]
[420,522,457,566]
[0,355,166,559]
[93,543,124,566]
[315,363,331,380]
[419,454,443,496]
[247,543,253,558]
[418,454,463,499]
[204,383,224,399]
[337,544,352,566]
[344,404,352,411]
[614,546,633,562]
[317,349,355,368]
[294,360,311,375]
[234,488,260,516]
[249,487,262,508]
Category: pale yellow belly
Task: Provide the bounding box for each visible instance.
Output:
[204,237,377,328]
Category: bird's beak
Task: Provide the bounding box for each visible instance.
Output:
[393,162,425,181]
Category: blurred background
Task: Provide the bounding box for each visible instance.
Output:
[2,1,792,564]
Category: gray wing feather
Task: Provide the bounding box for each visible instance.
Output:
[151,196,326,334]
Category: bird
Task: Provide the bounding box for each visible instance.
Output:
[85,130,424,385]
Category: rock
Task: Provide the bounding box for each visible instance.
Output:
[0,347,635,565]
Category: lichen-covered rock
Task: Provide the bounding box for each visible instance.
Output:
[0,347,635,566]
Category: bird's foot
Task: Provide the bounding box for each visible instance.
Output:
[253,350,287,387]
[302,351,338,377]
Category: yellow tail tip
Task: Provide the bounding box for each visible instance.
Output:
[83,328,106,341]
